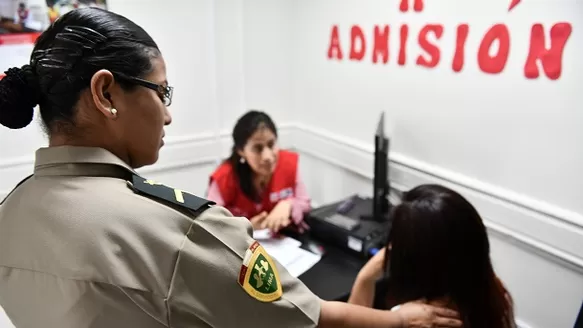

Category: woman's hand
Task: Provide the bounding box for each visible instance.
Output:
[396,301,462,328]
[357,246,388,284]
[249,211,268,230]
[264,200,293,233]
[319,300,462,328]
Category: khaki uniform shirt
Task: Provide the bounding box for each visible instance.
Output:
[0,146,321,328]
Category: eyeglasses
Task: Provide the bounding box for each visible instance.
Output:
[113,73,174,107]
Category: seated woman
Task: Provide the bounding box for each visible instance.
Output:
[349,184,515,328]
[207,110,310,233]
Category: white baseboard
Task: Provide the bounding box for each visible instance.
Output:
[516,319,533,328]
[290,122,583,273]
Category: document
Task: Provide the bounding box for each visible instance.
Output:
[253,230,321,277]
[252,228,273,240]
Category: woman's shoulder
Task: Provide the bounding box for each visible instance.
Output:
[209,162,238,199]
[210,160,236,181]
[276,150,300,171]
[84,176,208,230]
[279,149,299,161]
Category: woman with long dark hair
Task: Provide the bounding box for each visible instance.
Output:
[208,110,311,233]
[349,184,515,328]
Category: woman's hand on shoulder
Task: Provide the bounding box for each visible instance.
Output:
[396,301,462,328]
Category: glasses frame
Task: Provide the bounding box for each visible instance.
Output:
[113,72,173,106]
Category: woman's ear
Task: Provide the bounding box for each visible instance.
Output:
[237,148,245,159]
[90,69,116,119]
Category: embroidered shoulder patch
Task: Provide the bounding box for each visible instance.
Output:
[129,174,215,212]
[238,241,283,302]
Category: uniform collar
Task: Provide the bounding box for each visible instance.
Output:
[34,146,136,178]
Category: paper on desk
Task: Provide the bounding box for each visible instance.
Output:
[253,229,273,240]
[260,235,302,249]
[260,236,321,278]
[283,249,322,278]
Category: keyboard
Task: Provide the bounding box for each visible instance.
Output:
[323,213,360,231]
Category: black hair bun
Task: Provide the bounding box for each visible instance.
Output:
[0,65,41,129]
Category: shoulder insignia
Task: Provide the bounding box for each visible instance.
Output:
[129,174,215,212]
[238,241,283,302]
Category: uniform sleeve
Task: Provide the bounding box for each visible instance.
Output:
[166,206,321,328]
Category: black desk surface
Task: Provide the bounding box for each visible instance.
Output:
[296,232,366,301]
[283,196,391,302]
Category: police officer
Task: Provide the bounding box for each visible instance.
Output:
[0,8,462,328]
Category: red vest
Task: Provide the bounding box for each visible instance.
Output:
[210,150,298,219]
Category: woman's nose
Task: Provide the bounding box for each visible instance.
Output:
[261,149,274,162]
[164,108,172,126]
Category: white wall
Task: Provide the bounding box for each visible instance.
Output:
[291,0,583,217]
[214,0,246,134]
[0,0,17,19]
[279,0,582,327]
[242,0,296,124]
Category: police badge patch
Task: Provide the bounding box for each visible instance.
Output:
[238,241,283,302]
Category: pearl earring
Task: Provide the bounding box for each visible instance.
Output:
[240,157,246,164]
[110,108,117,116]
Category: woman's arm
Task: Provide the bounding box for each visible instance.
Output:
[320,301,401,328]
[320,300,462,328]
[348,274,378,308]
[266,166,311,232]
[348,247,387,307]
[290,169,311,225]
[206,180,226,207]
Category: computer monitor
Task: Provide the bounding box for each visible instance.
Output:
[361,112,390,222]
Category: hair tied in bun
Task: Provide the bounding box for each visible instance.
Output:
[0,65,40,129]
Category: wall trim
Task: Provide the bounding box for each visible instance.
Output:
[0,155,34,171]
[290,122,583,273]
[0,132,226,201]
[516,319,532,328]
[292,123,583,229]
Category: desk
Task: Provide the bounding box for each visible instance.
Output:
[291,196,391,302]
[295,231,366,301]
